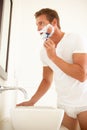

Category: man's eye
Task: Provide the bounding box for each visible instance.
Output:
[40,32,43,35]
[39,22,44,26]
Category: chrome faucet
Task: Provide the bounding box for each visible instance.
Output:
[0,85,28,99]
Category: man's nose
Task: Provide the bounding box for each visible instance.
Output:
[37,27,43,31]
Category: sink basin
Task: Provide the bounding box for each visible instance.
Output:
[11,106,64,130]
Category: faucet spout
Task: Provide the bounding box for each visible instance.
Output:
[0,85,28,99]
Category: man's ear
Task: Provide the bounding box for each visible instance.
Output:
[51,18,57,26]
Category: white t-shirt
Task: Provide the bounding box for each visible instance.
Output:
[40,33,87,107]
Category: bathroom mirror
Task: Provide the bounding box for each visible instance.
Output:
[0,0,12,80]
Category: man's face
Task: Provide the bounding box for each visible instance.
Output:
[36,15,54,41]
[36,14,50,31]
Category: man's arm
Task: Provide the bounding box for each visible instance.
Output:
[16,66,53,106]
[52,53,87,82]
[44,39,87,82]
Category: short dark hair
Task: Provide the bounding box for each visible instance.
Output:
[34,8,61,29]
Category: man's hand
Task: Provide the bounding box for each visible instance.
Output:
[16,100,34,106]
[44,39,56,60]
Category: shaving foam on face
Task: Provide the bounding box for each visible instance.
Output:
[38,24,54,41]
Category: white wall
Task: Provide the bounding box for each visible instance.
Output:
[0,0,87,119]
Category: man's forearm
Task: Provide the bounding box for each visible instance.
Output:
[30,79,51,104]
[51,55,86,82]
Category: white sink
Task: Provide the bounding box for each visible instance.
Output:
[11,106,64,130]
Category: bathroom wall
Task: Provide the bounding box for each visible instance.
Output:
[0,0,87,120]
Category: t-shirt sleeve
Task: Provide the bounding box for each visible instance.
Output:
[73,34,87,53]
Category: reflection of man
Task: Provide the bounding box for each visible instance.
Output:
[17,8,87,130]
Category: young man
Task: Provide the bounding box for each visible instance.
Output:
[17,8,87,130]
